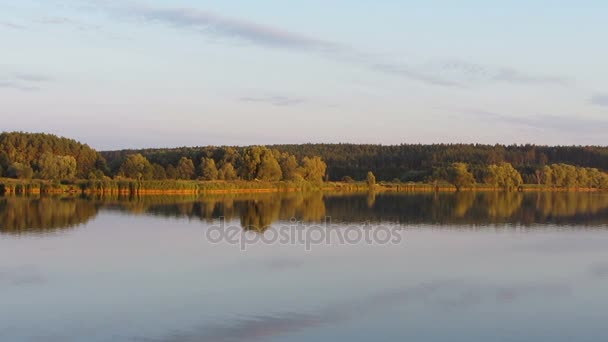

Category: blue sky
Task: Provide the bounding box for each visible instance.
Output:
[1,0,607,149]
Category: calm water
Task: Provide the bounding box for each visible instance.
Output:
[1,192,608,342]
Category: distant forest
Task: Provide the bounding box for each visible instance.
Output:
[102,143,608,184]
[2,132,608,189]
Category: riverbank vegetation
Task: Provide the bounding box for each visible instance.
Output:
[1,132,608,194]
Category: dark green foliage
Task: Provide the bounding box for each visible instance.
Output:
[199,157,218,180]
[101,143,608,183]
[7,162,34,179]
[542,164,608,189]
[0,132,104,177]
[218,162,237,180]
[446,163,476,191]
[152,163,167,180]
[37,152,77,180]
[257,149,282,181]
[176,157,195,180]
[485,162,523,190]
[119,154,153,180]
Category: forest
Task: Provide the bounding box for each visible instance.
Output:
[2,132,608,191]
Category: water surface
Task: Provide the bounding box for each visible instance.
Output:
[1,192,608,341]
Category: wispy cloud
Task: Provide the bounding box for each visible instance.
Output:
[590,94,608,107]
[468,109,608,134]
[0,81,40,91]
[440,60,569,85]
[371,63,461,87]
[13,73,53,82]
[0,21,24,30]
[35,16,101,31]
[123,5,339,51]
[239,95,306,107]
[0,72,53,91]
[88,3,569,89]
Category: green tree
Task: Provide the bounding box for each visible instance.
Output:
[38,152,77,180]
[367,171,376,188]
[176,157,195,180]
[0,151,9,176]
[485,162,522,191]
[542,165,553,187]
[120,154,153,180]
[278,152,299,181]
[218,162,238,180]
[299,156,327,183]
[165,164,178,180]
[240,146,264,180]
[257,150,282,181]
[447,162,476,191]
[200,157,219,180]
[577,168,591,188]
[7,162,34,179]
[152,163,167,180]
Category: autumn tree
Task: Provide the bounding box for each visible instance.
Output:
[485,162,523,191]
[257,149,282,181]
[446,162,476,191]
[7,162,34,179]
[152,163,167,180]
[277,152,299,181]
[240,146,263,180]
[367,171,376,188]
[218,162,238,180]
[299,156,327,183]
[200,157,219,180]
[165,164,178,180]
[37,152,77,180]
[176,157,195,180]
[119,154,153,180]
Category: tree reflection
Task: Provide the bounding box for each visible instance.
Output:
[2,191,608,234]
[0,196,99,235]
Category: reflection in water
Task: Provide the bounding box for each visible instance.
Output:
[2,192,608,234]
[0,197,99,235]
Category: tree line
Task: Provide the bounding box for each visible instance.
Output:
[2,132,608,190]
[430,162,608,190]
[114,146,327,183]
[0,132,105,179]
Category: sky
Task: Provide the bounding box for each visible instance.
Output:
[1,0,607,150]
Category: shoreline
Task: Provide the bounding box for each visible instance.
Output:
[1,178,606,196]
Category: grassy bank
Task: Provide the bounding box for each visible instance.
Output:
[1,178,606,196]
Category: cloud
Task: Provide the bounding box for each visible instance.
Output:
[239,95,306,107]
[371,63,461,87]
[468,109,608,134]
[0,72,53,91]
[13,73,53,82]
[0,21,24,29]
[37,17,72,25]
[590,94,608,107]
[0,81,40,91]
[123,5,339,51]
[35,16,101,31]
[440,60,569,85]
[88,3,569,89]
